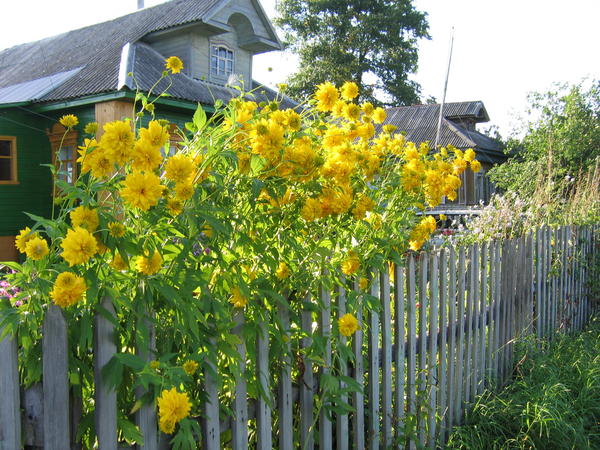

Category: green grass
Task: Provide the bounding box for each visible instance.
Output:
[447,316,600,449]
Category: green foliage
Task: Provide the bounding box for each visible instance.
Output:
[447,318,600,449]
[489,80,600,199]
[275,0,429,105]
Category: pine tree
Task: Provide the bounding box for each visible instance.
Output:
[275,0,429,105]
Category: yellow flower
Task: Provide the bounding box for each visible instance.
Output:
[361,102,375,117]
[70,206,99,232]
[340,81,359,101]
[110,253,128,271]
[15,227,36,253]
[25,236,49,260]
[470,159,482,173]
[359,277,369,290]
[440,214,447,221]
[382,124,397,134]
[301,198,322,222]
[167,197,183,215]
[182,360,198,375]
[50,272,86,308]
[338,313,360,337]
[372,107,387,124]
[150,360,160,370]
[139,120,170,148]
[61,227,98,266]
[275,262,290,280]
[343,103,361,122]
[135,251,162,275]
[165,154,195,184]
[100,120,134,165]
[314,82,339,112]
[83,122,98,134]
[341,251,360,276]
[132,139,163,172]
[120,171,165,211]
[202,224,213,238]
[157,387,191,434]
[108,222,126,238]
[165,56,184,74]
[229,287,247,308]
[174,181,194,201]
[464,148,476,162]
[59,114,78,128]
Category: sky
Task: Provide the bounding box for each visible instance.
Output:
[1,0,599,136]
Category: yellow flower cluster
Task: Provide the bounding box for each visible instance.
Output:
[25,236,49,261]
[15,227,36,253]
[157,387,191,434]
[70,205,99,232]
[338,313,360,337]
[182,360,198,375]
[275,262,290,280]
[341,251,360,276]
[409,216,437,251]
[59,114,78,128]
[50,272,86,308]
[61,227,98,266]
[229,287,247,308]
[135,251,162,275]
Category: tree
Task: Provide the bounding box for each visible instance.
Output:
[489,80,600,198]
[275,0,429,106]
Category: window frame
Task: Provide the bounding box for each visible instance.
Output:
[209,42,235,81]
[0,136,18,185]
[47,123,78,192]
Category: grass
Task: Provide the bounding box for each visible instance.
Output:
[447,316,600,449]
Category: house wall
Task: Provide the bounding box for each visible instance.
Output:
[211,0,271,38]
[0,106,94,261]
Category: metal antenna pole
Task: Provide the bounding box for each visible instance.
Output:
[137,0,144,9]
[434,27,455,149]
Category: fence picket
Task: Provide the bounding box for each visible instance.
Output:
[438,250,448,441]
[300,301,314,450]
[368,274,380,450]
[232,312,248,449]
[0,319,20,450]
[464,245,475,404]
[381,269,393,448]
[257,315,273,450]
[406,254,418,449]
[278,305,293,450]
[319,280,333,450]
[393,263,406,444]
[417,255,428,446]
[471,243,481,398]
[446,248,457,430]
[478,243,488,394]
[336,282,349,450]
[427,252,439,448]
[203,338,220,450]
[351,279,365,450]
[136,310,157,450]
[454,247,466,424]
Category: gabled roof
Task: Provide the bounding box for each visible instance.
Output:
[384,101,505,164]
[0,0,284,107]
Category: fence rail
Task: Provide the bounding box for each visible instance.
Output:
[1,224,598,449]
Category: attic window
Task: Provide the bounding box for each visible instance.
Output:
[210,45,234,78]
[0,136,17,184]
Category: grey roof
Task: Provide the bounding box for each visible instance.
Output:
[0,0,285,108]
[384,102,505,164]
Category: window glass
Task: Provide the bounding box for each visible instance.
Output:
[0,160,10,180]
[0,140,10,157]
[0,138,16,182]
[210,45,234,77]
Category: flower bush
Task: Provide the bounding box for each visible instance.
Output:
[0,58,480,447]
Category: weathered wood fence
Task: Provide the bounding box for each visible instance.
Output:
[0,225,597,449]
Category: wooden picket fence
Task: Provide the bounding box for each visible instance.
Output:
[0,225,598,449]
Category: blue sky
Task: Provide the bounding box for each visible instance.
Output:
[2,0,598,136]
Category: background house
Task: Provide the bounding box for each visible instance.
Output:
[0,0,289,261]
[383,101,506,216]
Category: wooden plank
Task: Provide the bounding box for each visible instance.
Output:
[300,302,314,450]
[278,306,293,450]
[550,229,557,336]
[351,279,365,450]
[368,274,380,450]
[454,247,466,424]
[232,312,248,450]
[427,252,439,448]
[203,338,220,450]
[437,250,448,442]
[0,319,20,450]
[381,269,393,448]
[417,254,428,446]
[336,282,349,450]
[256,315,273,450]
[471,243,481,398]
[319,280,332,450]
[446,248,457,430]
[464,245,475,404]
[487,242,497,385]
[478,242,488,394]
[536,229,543,340]
[136,310,157,450]
[393,263,406,444]
[406,255,418,448]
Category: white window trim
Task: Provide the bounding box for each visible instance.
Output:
[209,40,235,83]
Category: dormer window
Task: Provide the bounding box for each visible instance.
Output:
[210,45,234,78]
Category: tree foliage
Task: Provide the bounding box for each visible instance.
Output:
[275,0,429,105]
[489,80,600,198]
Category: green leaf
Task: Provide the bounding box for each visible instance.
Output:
[193,104,207,131]
[118,415,144,445]
[115,352,146,372]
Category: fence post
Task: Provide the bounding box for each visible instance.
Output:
[300,298,314,450]
[406,254,418,449]
[0,316,20,450]
[136,309,157,450]
[393,263,406,444]
[94,296,118,449]
[351,279,365,450]
[367,273,380,450]
[232,311,248,450]
[381,268,393,448]
[257,312,273,450]
[278,304,293,450]
[336,282,349,450]
[43,304,70,449]
[203,337,220,450]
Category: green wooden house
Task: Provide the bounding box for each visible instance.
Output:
[0,0,288,261]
